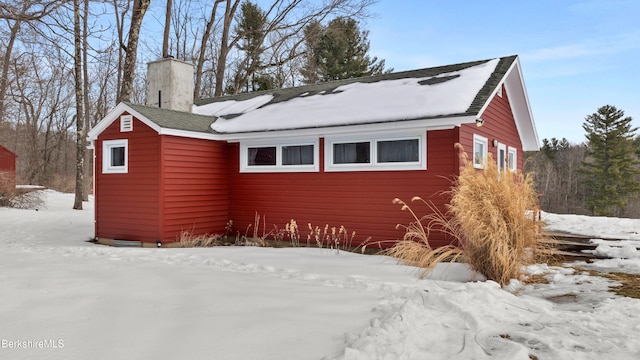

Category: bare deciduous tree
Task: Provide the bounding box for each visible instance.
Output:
[117,0,150,103]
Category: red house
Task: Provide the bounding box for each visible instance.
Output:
[88,55,538,247]
[0,144,17,190]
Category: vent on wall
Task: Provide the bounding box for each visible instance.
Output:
[120,115,133,132]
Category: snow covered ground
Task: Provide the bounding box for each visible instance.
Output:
[1,191,639,359]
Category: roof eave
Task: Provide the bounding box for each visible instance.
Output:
[88,102,220,143]
[215,115,475,142]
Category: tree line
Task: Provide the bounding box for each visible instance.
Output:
[0,0,386,209]
[525,105,640,218]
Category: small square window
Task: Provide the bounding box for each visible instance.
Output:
[473,135,488,169]
[110,146,125,167]
[103,139,128,174]
[333,142,370,164]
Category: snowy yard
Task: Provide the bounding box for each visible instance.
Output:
[1,191,640,359]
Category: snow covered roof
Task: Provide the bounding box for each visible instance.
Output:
[193,56,519,132]
[89,55,538,150]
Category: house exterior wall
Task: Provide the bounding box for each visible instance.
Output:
[0,144,17,188]
[159,136,229,242]
[459,85,524,169]
[95,114,161,242]
[226,129,459,247]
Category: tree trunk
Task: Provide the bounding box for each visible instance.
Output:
[0,19,21,125]
[82,0,91,201]
[194,0,224,100]
[162,0,172,58]
[117,0,150,103]
[214,0,241,97]
[73,0,84,210]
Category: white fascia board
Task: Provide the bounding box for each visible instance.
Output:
[158,128,221,140]
[505,59,539,151]
[474,57,540,152]
[217,116,473,142]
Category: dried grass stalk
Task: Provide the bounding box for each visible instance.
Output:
[177,229,223,247]
[388,144,547,286]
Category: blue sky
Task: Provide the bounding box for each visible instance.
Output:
[364,0,640,145]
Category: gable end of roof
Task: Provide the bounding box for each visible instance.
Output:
[466,55,517,116]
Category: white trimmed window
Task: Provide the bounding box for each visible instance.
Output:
[102,139,128,174]
[325,132,425,171]
[497,143,507,171]
[473,134,488,169]
[241,139,319,172]
[508,146,517,171]
[120,115,133,132]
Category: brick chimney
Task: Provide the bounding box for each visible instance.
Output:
[146,58,194,112]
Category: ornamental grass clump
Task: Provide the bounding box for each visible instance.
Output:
[388,146,545,286]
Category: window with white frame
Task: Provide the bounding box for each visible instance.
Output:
[326,133,425,171]
[241,140,318,172]
[508,146,517,171]
[102,139,128,174]
[473,134,488,169]
[497,143,507,171]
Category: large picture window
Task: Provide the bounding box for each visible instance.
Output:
[102,139,128,174]
[241,140,318,172]
[326,133,425,171]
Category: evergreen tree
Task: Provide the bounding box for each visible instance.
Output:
[301,17,387,83]
[581,105,640,216]
[234,1,267,92]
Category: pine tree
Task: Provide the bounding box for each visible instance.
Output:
[581,105,640,216]
[234,1,267,92]
[301,17,387,83]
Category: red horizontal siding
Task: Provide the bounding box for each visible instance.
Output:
[95,114,161,242]
[459,85,524,169]
[160,136,229,243]
[0,145,16,187]
[227,130,459,247]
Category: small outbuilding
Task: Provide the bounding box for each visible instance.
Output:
[88,55,539,247]
[0,144,17,190]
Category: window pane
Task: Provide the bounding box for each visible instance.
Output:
[248,147,276,166]
[508,149,516,170]
[333,142,370,164]
[499,148,506,171]
[282,145,314,165]
[474,141,484,165]
[377,139,419,163]
[111,146,125,167]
